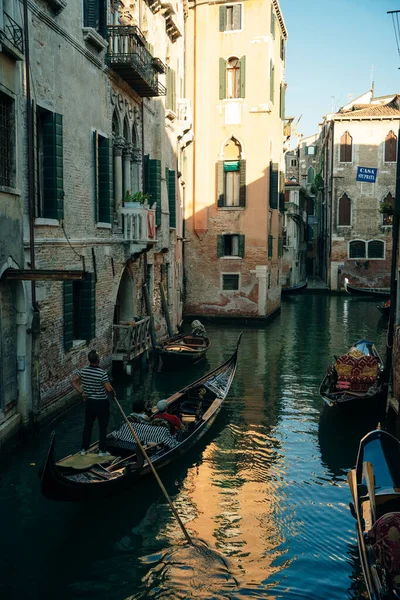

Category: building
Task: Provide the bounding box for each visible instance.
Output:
[320,90,400,291]
[0,0,187,447]
[183,0,287,319]
[282,176,308,288]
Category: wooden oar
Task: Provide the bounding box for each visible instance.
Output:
[112,395,193,546]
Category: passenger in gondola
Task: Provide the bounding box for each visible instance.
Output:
[151,400,184,436]
[130,398,150,423]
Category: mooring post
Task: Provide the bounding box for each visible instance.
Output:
[142,283,157,350]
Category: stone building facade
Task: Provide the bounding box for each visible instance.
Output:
[183,0,287,319]
[0,0,187,447]
[320,91,400,291]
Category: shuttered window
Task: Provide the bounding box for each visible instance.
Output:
[385,131,397,162]
[340,131,352,162]
[166,67,176,113]
[280,84,286,120]
[219,4,242,32]
[217,234,245,257]
[338,193,351,226]
[270,61,275,103]
[269,162,279,209]
[83,0,107,37]
[145,158,161,226]
[64,273,96,350]
[271,6,276,38]
[268,235,273,258]
[307,166,315,184]
[93,131,113,223]
[167,168,176,228]
[222,56,246,99]
[35,106,64,220]
[278,237,283,258]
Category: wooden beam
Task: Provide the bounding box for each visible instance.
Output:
[2,269,85,281]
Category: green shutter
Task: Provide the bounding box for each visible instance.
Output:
[144,154,149,194]
[99,0,107,37]
[80,272,96,342]
[217,235,224,257]
[172,69,176,113]
[98,136,112,223]
[280,84,286,120]
[304,146,309,155]
[271,7,275,38]
[217,161,224,207]
[63,281,73,351]
[219,6,226,31]
[270,62,275,104]
[232,4,241,30]
[148,158,161,226]
[239,160,246,207]
[219,57,226,100]
[42,111,64,220]
[268,235,273,258]
[93,131,98,222]
[269,162,279,209]
[168,169,176,228]
[238,235,245,258]
[84,0,99,28]
[239,56,246,98]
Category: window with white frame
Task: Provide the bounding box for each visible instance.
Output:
[349,239,385,259]
[219,4,242,32]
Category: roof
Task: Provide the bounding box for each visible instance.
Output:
[336,99,400,119]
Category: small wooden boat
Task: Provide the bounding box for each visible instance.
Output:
[157,333,210,366]
[377,300,391,319]
[348,429,400,599]
[40,334,241,502]
[344,278,390,299]
[319,339,384,410]
[281,280,308,295]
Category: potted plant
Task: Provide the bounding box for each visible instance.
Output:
[124,190,151,207]
[379,201,394,215]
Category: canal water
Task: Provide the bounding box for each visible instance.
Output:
[0,295,389,600]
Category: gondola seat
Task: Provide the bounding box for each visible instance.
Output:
[368,512,400,592]
[335,354,379,392]
[107,421,179,454]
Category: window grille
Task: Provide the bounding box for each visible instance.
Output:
[349,241,366,259]
[367,240,384,259]
[222,274,239,290]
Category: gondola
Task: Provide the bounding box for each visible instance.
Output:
[281,280,308,295]
[319,339,384,410]
[40,334,241,502]
[348,429,400,599]
[344,278,390,299]
[157,332,210,367]
[377,300,391,320]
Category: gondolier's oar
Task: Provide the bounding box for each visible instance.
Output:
[112,395,193,546]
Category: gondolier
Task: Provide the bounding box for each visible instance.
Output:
[71,350,116,457]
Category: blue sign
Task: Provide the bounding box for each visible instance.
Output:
[356,167,377,183]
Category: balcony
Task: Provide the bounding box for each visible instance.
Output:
[106,26,166,97]
[0,12,24,60]
[112,317,151,362]
[121,204,157,255]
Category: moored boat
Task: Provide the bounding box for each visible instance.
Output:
[40,334,241,501]
[281,280,308,295]
[319,339,384,410]
[377,300,391,319]
[157,333,210,366]
[344,278,390,299]
[348,429,400,599]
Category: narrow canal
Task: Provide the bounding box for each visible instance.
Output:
[0,295,389,600]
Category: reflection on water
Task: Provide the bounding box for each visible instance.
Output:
[0,296,388,599]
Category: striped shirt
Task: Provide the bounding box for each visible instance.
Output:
[77,366,109,401]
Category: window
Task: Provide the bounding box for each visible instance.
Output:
[144,155,161,225]
[34,105,64,220]
[307,166,315,184]
[222,274,239,291]
[338,193,351,226]
[93,131,112,223]
[166,67,177,113]
[307,197,315,216]
[305,146,315,156]
[368,240,384,259]
[219,4,242,32]
[349,240,385,259]
[166,168,176,228]
[217,234,245,257]
[385,131,397,163]
[0,92,14,188]
[340,131,352,162]
[280,38,285,61]
[278,237,283,258]
[268,234,273,258]
[217,159,246,207]
[270,5,276,38]
[219,56,245,99]
[64,273,96,350]
[280,83,286,120]
[269,162,279,209]
[270,60,275,103]
[290,158,297,167]
[382,192,394,226]
[83,0,107,37]
[349,240,365,259]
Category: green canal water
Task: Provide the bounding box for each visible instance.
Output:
[0,295,390,599]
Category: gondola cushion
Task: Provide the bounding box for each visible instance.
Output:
[335,354,379,391]
[107,422,179,452]
[368,512,400,591]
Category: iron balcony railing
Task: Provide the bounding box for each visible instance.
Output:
[1,12,24,56]
[106,26,166,97]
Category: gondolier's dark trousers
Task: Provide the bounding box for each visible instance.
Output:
[82,398,110,452]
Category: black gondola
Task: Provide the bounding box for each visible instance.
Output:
[319,339,384,410]
[344,278,390,299]
[40,335,241,502]
[157,333,211,367]
[377,300,391,320]
[281,280,308,295]
[348,429,400,599]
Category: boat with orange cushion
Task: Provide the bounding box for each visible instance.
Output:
[348,429,400,599]
[319,340,384,410]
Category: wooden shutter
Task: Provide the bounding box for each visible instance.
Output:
[168,169,176,228]
[270,61,275,103]
[338,193,351,226]
[239,56,246,98]
[232,4,241,30]
[99,0,107,37]
[84,0,99,29]
[93,131,99,222]
[42,111,64,220]
[340,131,352,162]
[239,159,246,207]
[217,235,224,257]
[238,234,245,258]
[219,6,226,31]
[269,162,279,209]
[148,158,162,226]
[32,100,39,216]
[98,136,112,223]
[80,272,96,342]
[217,161,224,206]
[280,84,286,120]
[385,131,397,162]
[219,58,226,100]
[270,7,275,38]
[63,281,73,351]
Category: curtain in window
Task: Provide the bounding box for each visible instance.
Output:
[225,170,240,206]
[338,193,351,225]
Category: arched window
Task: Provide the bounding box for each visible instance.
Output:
[340,131,352,162]
[338,193,351,226]
[349,240,366,259]
[307,166,314,184]
[382,192,394,226]
[226,57,240,99]
[385,131,397,162]
[368,240,384,259]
